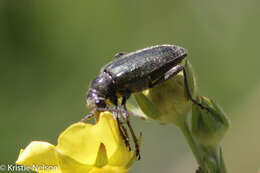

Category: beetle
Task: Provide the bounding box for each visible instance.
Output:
[83,44,207,159]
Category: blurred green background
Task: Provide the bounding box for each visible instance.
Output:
[1,0,259,172]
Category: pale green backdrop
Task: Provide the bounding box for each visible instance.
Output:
[1,0,260,172]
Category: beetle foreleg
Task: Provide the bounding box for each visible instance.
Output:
[119,120,131,151]
[80,113,94,122]
[96,107,146,120]
[114,105,131,150]
[121,97,141,160]
[96,108,131,149]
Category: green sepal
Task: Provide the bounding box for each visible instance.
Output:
[191,96,230,147]
[134,92,162,120]
[184,59,198,98]
[94,143,108,168]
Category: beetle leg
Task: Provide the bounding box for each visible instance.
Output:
[182,67,211,111]
[113,105,131,150]
[96,107,146,120]
[105,97,129,146]
[121,97,141,160]
[114,52,127,59]
[80,113,94,122]
[127,110,147,120]
[99,97,131,149]
[150,65,210,111]
[111,96,131,149]
[115,106,132,151]
[119,120,131,151]
[149,65,183,87]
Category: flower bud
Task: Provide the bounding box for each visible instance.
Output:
[134,60,197,125]
[191,96,230,147]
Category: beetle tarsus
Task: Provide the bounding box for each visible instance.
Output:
[182,66,211,112]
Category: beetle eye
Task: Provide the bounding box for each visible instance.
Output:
[95,99,106,108]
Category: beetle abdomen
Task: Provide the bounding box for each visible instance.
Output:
[103,45,187,93]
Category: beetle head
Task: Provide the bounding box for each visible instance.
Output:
[87,90,107,113]
[87,72,113,113]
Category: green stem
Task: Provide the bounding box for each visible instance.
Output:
[178,118,202,164]
[200,146,227,173]
[177,116,227,173]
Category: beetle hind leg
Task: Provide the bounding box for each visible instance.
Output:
[181,66,211,111]
[150,65,210,111]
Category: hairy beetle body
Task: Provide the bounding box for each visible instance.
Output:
[87,45,187,112]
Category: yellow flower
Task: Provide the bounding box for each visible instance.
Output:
[16,112,140,173]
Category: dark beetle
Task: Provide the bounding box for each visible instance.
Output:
[87,45,187,112]
[84,44,205,159]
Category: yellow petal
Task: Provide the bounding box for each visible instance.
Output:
[56,112,120,165]
[16,112,137,173]
[94,111,120,157]
[89,165,128,173]
[108,135,134,167]
[16,141,61,173]
[55,146,129,173]
[16,141,57,166]
[55,150,92,173]
[94,112,138,167]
